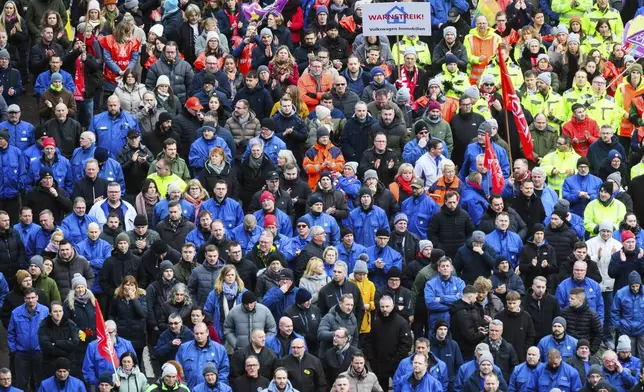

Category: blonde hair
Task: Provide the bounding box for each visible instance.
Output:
[394,163,414,181]
[51,229,65,243]
[183,4,201,22]
[277,149,296,166]
[473,277,492,293]
[214,265,245,294]
[323,246,338,263]
[303,257,324,278]
[183,179,209,201]
[0,1,23,32]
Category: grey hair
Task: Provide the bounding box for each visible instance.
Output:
[532,167,546,176]
[85,158,99,168]
[80,131,96,143]
[249,138,264,149]
[335,260,348,273]
[490,319,503,328]
[379,295,394,305]
[311,226,325,236]
[105,320,117,330]
[73,197,86,206]
[260,230,274,240]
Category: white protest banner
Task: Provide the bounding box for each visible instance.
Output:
[362,2,432,36]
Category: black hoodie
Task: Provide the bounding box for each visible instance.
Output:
[364,305,412,375]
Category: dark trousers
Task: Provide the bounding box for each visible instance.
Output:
[13,351,42,391]
[0,196,21,225]
[376,373,391,391]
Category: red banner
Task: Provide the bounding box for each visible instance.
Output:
[95,299,119,368]
[484,132,505,194]
[497,46,535,162]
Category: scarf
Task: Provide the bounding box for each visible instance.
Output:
[79,33,97,57]
[51,83,63,92]
[466,180,482,190]
[222,282,239,300]
[330,3,348,13]
[4,13,17,27]
[237,112,250,127]
[272,59,293,83]
[167,216,185,232]
[75,291,92,305]
[248,154,263,170]
[397,176,413,194]
[265,267,281,282]
[206,160,226,174]
[396,66,418,109]
[157,91,169,101]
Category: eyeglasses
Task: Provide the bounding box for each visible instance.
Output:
[417,131,428,135]
[297,224,308,228]
[245,364,259,368]
[335,83,346,86]
[484,83,495,87]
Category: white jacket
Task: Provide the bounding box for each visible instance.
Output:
[88,199,138,231]
[586,235,622,292]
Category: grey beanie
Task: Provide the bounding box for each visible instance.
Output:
[159,260,174,272]
[607,172,622,186]
[472,231,486,242]
[537,72,551,86]
[71,273,87,290]
[598,221,614,232]
[443,26,457,38]
[29,256,45,273]
[464,86,480,100]
[353,260,368,274]
[553,316,567,329]
[51,72,63,82]
[617,335,631,352]
[395,87,411,103]
[364,169,378,181]
[418,240,433,252]
[478,352,494,365]
[260,28,273,39]
[0,49,10,59]
[567,33,581,45]
[202,362,218,376]
[344,161,358,173]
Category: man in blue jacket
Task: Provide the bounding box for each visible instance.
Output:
[611,271,644,356]
[459,123,510,181]
[93,147,125,195]
[346,187,390,248]
[430,0,468,32]
[537,317,578,362]
[27,136,73,194]
[508,346,544,392]
[75,222,111,296]
[599,350,636,392]
[485,212,524,269]
[188,125,233,171]
[366,229,403,289]
[453,343,503,392]
[38,357,86,392]
[253,192,293,238]
[200,180,244,231]
[1,105,34,151]
[459,172,489,227]
[70,131,96,181]
[152,313,194,365]
[176,322,230,389]
[82,320,135,386]
[556,261,604,323]
[242,119,287,165]
[266,316,307,359]
[301,196,340,246]
[263,268,299,321]
[430,319,464,392]
[394,353,443,392]
[562,157,603,217]
[531,167,559,218]
[33,55,75,99]
[425,257,465,329]
[393,338,449,390]
[401,178,439,240]
[14,206,40,250]
[529,348,582,392]
[89,95,140,158]
[61,198,98,244]
[8,287,49,390]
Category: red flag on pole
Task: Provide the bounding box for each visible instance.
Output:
[484,132,505,194]
[95,299,119,368]
[497,46,535,162]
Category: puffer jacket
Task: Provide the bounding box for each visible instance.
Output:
[51,252,94,298]
[99,250,142,296]
[114,81,148,112]
[224,111,261,149]
[340,365,383,392]
[146,276,176,331]
[369,114,409,157]
[428,204,476,258]
[453,238,497,285]
[560,300,603,353]
[544,221,579,266]
[318,305,359,353]
[340,114,378,163]
[144,53,194,103]
[223,302,276,349]
[171,109,203,158]
[115,366,149,392]
[204,288,245,339]
[187,259,225,306]
[108,291,147,349]
[303,142,345,191]
[555,277,604,324]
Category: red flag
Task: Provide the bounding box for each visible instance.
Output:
[484,132,505,195]
[497,46,535,162]
[95,299,119,368]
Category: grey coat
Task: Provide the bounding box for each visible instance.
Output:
[299,274,331,304]
[115,366,148,392]
[144,54,194,103]
[187,259,225,306]
[317,305,359,354]
[52,252,94,298]
[223,302,277,349]
[340,365,384,392]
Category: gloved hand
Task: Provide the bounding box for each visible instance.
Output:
[306,92,317,99]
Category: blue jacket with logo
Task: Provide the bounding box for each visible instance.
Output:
[562,173,603,217]
[602,367,636,392]
[263,286,299,321]
[425,274,465,329]
[337,242,367,274]
[555,277,604,324]
[188,134,233,171]
[536,334,578,362]
[528,361,581,392]
[37,375,86,392]
[176,339,230,389]
[395,370,443,392]
[89,110,140,157]
[75,237,112,294]
[486,229,524,269]
[97,157,125,193]
[402,137,450,166]
[61,213,98,244]
[82,337,135,386]
[34,69,75,98]
[301,212,340,246]
[1,120,34,151]
[509,362,544,392]
[228,223,262,252]
[611,283,644,336]
[365,245,403,288]
[253,209,293,237]
[459,183,489,227]
[0,145,27,199]
[71,145,96,180]
[401,192,439,239]
[393,352,449,390]
[7,303,49,352]
[265,331,306,359]
[152,199,196,227]
[27,226,59,258]
[459,141,510,180]
[454,360,503,392]
[347,205,390,248]
[28,153,73,194]
[200,197,244,231]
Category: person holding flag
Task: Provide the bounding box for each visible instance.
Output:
[82,301,135,387]
[459,121,510,182]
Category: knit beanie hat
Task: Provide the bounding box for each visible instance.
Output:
[159,260,174,272]
[116,232,130,245]
[242,291,257,304]
[202,362,218,376]
[29,256,45,273]
[617,335,631,352]
[353,259,368,274]
[296,288,312,304]
[15,270,30,285]
[418,240,433,253]
[478,352,494,365]
[71,273,87,290]
[552,316,567,329]
[162,363,178,377]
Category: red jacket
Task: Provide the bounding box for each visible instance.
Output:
[562,116,600,157]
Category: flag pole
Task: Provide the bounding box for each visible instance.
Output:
[396,34,402,68]
[499,50,513,173]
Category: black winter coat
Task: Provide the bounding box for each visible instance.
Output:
[449,112,485,168]
[496,309,535,363]
[629,175,644,224]
[322,344,361,386]
[316,280,365,326]
[99,250,142,295]
[359,148,400,188]
[146,277,176,331]
[230,346,277,380]
[109,292,147,349]
[24,183,73,224]
[237,154,276,209]
[340,114,378,163]
[544,222,579,266]
[282,176,312,218]
[143,124,181,157]
[521,289,560,341]
[228,258,258,293]
[198,162,239,201]
[375,285,413,320]
[479,206,528,240]
[560,301,603,354]
[463,370,509,392]
[559,254,603,286]
[428,205,476,258]
[449,299,487,360]
[364,309,412,376]
[310,185,349,222]
[29,41,64,76]
[566,354,601,383]
[453,239,497,285]
[278,353,327,392]
[484,338,519,382]
[43,118,82,159]
[249,188,295,219]
[116,144,154,196]
[389,230,419,267]
[139,246,181,289]
[371,181,400,221]
[0,228,25,283]
[234,84,273,121]
[172,109,203,158]
[157,217,195,252]
[510,193,546,233]
[71,176,109,211]
[38,315,80,377]
[177,22,200,65]
[284,303,322,354]
[519,241,558,289]
[295,241,325,283]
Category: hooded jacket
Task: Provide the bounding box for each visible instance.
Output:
[449,299,487,359]
[144,52,194,103]
[611,271,644,336]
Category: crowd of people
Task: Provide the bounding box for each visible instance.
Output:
[0,0,642,390]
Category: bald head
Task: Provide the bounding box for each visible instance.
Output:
[278,316,293,336]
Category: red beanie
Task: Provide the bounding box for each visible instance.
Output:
[264,214,277,228]
[42,136,56,148]
[260,191,275,203]
[622,230,636,243]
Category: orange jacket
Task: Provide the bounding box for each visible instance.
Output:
[303,142,345,190]
[562,117,600,157]
[193,53,225,72]
[297,72,334,112]
[429,176,462,206]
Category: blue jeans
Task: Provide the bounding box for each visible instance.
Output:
[75,99,93,128]
[603,290,614,342]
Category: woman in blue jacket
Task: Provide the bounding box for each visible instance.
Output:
[204,264,247,339]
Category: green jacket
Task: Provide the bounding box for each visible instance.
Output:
[149,152,191,182]
[583,198,626,237]
[551,0,593,25]
[172,259,198,285]
[420,116,454,155]
[528,123,558,162]
[33,273,61,303]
